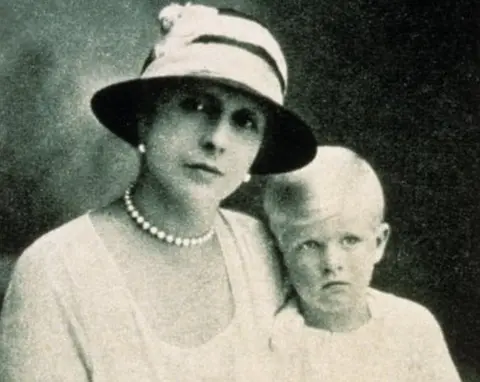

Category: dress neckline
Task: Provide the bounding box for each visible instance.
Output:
[84,209,243,352]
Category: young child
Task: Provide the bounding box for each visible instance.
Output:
[263,146,461,381]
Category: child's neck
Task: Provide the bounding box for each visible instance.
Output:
[300,300,371,333]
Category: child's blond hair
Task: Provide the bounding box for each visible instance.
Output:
[263,146,386,238]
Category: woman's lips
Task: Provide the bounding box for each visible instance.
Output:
[186,163,224,176]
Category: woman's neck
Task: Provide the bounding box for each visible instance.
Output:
[300,299,371,333]
[128,175,220,237]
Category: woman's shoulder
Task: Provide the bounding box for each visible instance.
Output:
[219,208,286,321]
[14,213,102,277]
[26,213,98,252]
[219,208,281,258]
[219,208,273,241]
[219,208,265,228]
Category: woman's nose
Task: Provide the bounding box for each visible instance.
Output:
[200,117,231,154]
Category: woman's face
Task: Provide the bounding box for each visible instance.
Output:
[140,81,268,202]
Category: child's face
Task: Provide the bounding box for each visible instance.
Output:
[277,207,389,315]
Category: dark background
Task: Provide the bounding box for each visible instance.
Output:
[1,0,479,379]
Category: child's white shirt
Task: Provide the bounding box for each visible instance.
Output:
[270,288,461,382]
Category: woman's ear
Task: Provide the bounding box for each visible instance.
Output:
[374,222,390,264]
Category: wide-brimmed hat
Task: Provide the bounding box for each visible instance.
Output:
[91,3,317,174]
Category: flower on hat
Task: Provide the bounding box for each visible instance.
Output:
[154,3,222,59]
[157,3,218,36]
[157,3,183,34]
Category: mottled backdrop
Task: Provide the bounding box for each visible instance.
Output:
[0,0,479,378]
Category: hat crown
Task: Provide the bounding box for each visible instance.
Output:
[140,3,288,104]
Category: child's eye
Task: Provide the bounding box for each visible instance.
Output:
[231,109,259,132]
[340,235,361,247]
[295,240,322,253]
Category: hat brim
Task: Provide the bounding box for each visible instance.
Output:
[90,75,317,174]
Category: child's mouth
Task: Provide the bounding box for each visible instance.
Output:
[322,281,349,290]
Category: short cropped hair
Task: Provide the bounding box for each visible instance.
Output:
[263,146,385,234]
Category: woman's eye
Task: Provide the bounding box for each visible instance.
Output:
[179,97,207,113]
[340,235,361,247]
[232,109,259,131]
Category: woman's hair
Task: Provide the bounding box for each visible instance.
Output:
[135,78,196,131]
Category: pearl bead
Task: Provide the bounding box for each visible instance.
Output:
[123,184,214,247]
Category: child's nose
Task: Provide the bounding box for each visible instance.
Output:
[321,244,345,275]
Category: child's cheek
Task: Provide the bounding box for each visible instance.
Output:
[295,255,322,278]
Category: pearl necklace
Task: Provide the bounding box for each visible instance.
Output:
[123,185,215,247]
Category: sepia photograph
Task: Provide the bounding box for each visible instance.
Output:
[0,0,478,380]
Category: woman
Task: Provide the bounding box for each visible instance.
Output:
[0,3,316,381]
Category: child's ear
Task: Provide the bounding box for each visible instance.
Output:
[374,222,390,263]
